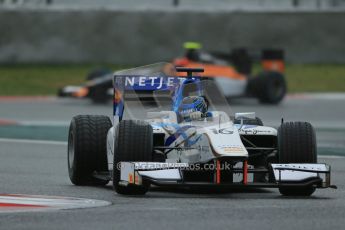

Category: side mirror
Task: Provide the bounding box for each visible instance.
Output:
[235,112,256,120]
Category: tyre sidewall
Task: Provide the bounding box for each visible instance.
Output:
[113,120,153,195]
[67,115,112,186]
[249,71,286,104]
[277,122,317,196]
[68,118,78,182]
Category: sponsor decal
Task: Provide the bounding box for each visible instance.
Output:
[238,128,271,135]
[117,75,185,90]
[221,145,244,153]
[238,129,258,135]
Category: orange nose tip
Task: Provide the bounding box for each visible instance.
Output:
[72,87,89,98]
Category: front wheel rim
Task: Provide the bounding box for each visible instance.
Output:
[68,132,75,169]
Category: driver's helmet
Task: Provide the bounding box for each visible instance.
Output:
[184,42,202,61]
[178,96,208,119]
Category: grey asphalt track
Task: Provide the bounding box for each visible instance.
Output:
[0,140,343,230]
[1,96,344,153]
[1,96,345,129]
[0,96,344,230]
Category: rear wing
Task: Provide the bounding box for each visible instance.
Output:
[211,48,285,75]
[261,49,285,73]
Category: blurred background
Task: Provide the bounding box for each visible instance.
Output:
[1,0,345,94]
[0,0,344,148]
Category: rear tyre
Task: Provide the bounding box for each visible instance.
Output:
[68,115,112,186]
[248,71,286,104]
[277,121,317,196]
[89,85,109,103]
[113,120,153,195]
[86,69,112,103]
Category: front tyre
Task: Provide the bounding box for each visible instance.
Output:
[278,121,317,196]
[68,115,112,186]
[113,120,153,195]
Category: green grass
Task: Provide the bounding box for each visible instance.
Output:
[285,64,345,93]
[0,63,344,95]
[0,64,126,96]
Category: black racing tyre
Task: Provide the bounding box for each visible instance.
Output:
[248,71,286,104]
[68,115,112,186]
[234,117,263,126]
[277,121,317,196]
[89,85,109,103]
[113,120,153,195]
[86,69,112,103]
[86,69,112,81]
[57,88,67,97]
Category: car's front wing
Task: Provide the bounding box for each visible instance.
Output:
[118,162,335,189]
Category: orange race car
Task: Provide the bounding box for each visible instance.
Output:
[173,42,287,104]
[58,42,286,104]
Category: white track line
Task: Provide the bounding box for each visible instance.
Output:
[0,138,67,146]
[0,194,111,213]
[20,121,69,126]
[319,155,345,159]
[287,93,345,100]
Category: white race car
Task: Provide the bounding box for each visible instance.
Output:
[67,63,335,196]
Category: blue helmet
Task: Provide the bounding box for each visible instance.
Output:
[178,96,208,119]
